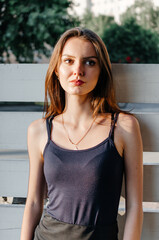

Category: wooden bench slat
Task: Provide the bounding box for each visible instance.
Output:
[0,157,159,200]
[119,198,159,213]
[0,151,158,164]
[1,64,159,103]
[136,113,159,151]
[0,159,29,197]
[143,152,159,165]
[121,164,159,202]
[0,203,159,240]
[0,204,24,240]
[0,112,42,150]
[113,64,159,103]
[0,64,47,102]
[0,150,28,161]
[118,212,159,240]
[1,63,159,240]
[0,112,159,151]
[143,165,159,202]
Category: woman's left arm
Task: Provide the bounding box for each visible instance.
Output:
[122,114,143,240]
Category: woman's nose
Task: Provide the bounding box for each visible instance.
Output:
[73,62,84,77]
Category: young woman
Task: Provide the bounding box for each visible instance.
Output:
[21,27,143,240]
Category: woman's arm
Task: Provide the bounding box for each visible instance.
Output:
[21,119,47,240]
[121,114,143,240]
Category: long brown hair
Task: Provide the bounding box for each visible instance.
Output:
[44,27,131,119]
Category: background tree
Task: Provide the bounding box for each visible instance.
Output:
[81,10,115,37]
[120,0,159,33]
[0,0,79,63]
[102,18,159,63]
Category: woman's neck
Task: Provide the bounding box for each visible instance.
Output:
[63,94,94,126]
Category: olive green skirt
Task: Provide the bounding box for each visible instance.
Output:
[33,212,118,240]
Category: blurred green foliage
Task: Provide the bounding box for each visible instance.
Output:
[1,0,159,63]
[80,0,159,63]
[0,0,79,63]
[102,18,159,63]
[121,0,159,34]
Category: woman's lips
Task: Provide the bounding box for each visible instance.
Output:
[70,80,85,86]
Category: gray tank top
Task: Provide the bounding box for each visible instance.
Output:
[43,112,124,228]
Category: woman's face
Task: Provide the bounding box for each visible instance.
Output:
[57,37,100,97]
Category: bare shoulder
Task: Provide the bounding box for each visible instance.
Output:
[28,118,46,136]
[28,118,47,154]
[118,112,142,147]
[118,112,140,131]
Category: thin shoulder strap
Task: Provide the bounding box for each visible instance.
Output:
[46,115,54,141]
[109,112,119,141]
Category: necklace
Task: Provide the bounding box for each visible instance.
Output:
[62,114,96,150]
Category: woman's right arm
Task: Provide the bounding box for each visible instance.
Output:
[21,119,47,240]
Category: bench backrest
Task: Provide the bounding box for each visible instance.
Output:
[0,64,159,240]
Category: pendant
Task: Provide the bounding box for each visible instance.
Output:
[74,145,78,150]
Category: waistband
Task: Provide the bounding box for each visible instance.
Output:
[34,212,118,240]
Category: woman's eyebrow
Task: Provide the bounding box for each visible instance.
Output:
[62,54,98,59]
[83,56,98,60]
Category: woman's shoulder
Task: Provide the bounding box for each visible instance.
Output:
[27,118,48,154]
[28,118,47,139]
[118,112,140,131]
[117,112,141,145]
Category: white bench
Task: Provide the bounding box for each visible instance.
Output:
[0,64,159,240]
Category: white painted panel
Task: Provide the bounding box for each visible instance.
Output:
[120,199,159,213]
[0,229,20,240]
[143,202,159,213]
[0,151,158,164]
[0,112,159,151]
[0,158,29,197]
[143,165,159,202]
[143,152,159,165]
[0,112,42,150]
[136,113,159,152]
[121,164,159,202]
[1,64,159,103]
[118,212,159,240]
[113,64,159,103]
[0,64,47,102]
[141,213,159,240]
[0,154,159,200]
[0,204,24,240]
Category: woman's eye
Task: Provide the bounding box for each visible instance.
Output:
[64,59,73,64]
[85,60,96,66]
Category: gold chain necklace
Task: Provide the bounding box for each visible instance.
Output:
[62,114,96,150]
